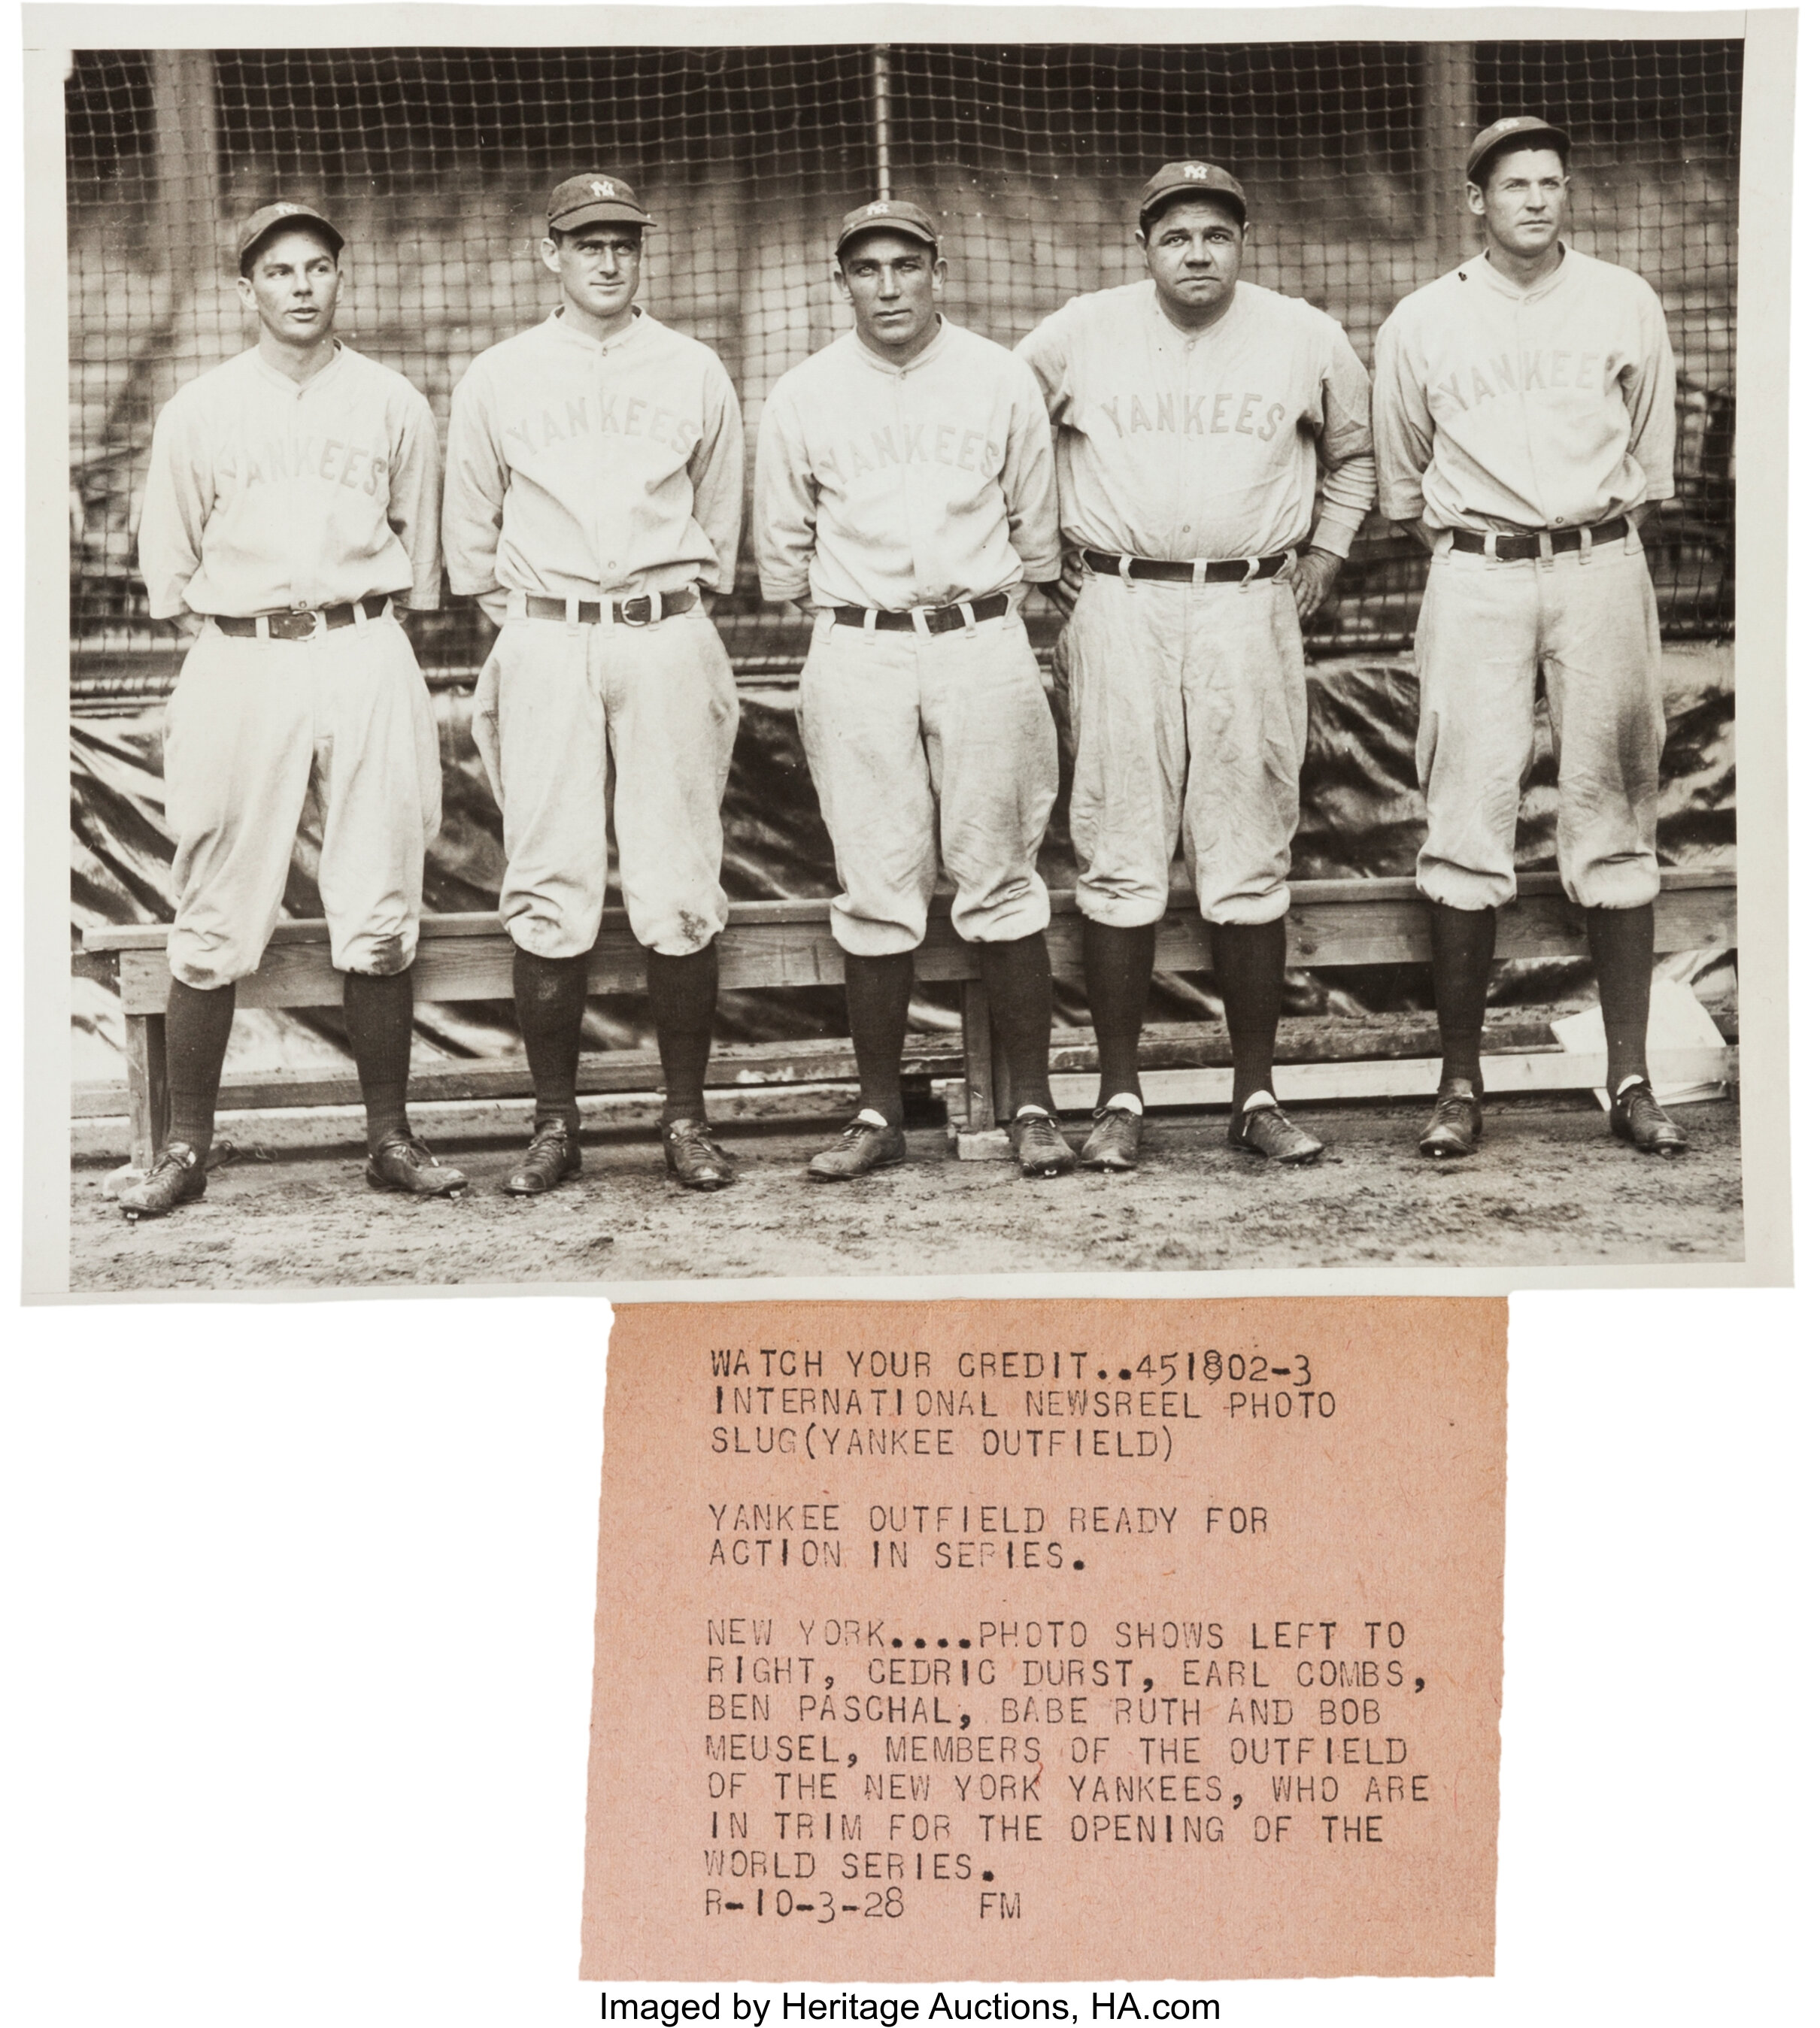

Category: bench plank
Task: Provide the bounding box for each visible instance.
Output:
[79,870,1739,1161]
[94,870,1738,1016]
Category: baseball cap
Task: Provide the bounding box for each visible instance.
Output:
[834,198,940,259]
[548,173,656,232]
[1465,117,1571,185]
[237,201,343,272]
[1138,161,1247,227]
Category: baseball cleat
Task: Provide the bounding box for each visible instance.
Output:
[807,1116,906,1182]
[118,1141,208,1221]
[366,1131,469,1197]
[504,1119,583,1196]
[1609,1081,1689,1157]
[1009,1109,1077,1179]
[1418,1078,1483,1159]
[1229,1099,1324,1165]
[1080,1105,1142,1172]
[663,1117,736,1190]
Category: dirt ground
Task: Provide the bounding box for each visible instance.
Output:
[69,1092,1742,1293]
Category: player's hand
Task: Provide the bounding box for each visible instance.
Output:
[1042,553,1085,618]
[1285,547,1343,620]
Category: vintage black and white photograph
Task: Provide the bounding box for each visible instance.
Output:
[39,8,1790,1295]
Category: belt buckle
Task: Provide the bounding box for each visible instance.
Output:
[620,594,654,629]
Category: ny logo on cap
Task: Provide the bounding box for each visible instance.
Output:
[866,200,891,214]
[272,202,304,215]
[590,178,619,198]
[1181,163,1209,179]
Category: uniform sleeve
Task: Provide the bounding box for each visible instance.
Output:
[999,358,1063,584]
[441,359,507,610]
[1014,308,1072,425]
[1308,318,1377,558]
[1621,280,1679,503]
[1370,305,1436,525]
[136,392,211,620]
[387,387,443,611]
[689,360,745,596]
[753,384,817,605]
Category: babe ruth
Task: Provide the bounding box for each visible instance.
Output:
[444,174,745,1195]
[1373,117,1688,1159]
[124,201,460,1220]
[754,198,1075,1180]
[1016,162,1376,1172]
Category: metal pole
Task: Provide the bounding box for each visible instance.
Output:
[1422,43,1476,275]
[871,44,892,201]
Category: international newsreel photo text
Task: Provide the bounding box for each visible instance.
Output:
[63,34,1749,1291]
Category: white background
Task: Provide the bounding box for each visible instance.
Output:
[5,1,1814,2020]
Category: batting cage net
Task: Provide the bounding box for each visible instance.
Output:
[68,38,1740,689]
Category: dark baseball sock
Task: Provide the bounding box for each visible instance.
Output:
[1585,902,1655,1095]
[163,978,236,1160]
[843,950,915,1129]
[1207,918,1288,1108]
[648,941,720,1126]
[1429,903,1499,1093]
[343,966,415,1151]
[513,946,590,1132]
[979,931,1057,1117]
[1081,918,1156,1109]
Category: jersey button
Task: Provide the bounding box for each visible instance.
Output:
[1553,517,1564,526]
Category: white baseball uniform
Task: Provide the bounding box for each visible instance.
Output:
[755,319,1062,958]
[138,342,444,990]
[1016,279,1376,926]
[1373,245,1677,911]
[443,307,744,959]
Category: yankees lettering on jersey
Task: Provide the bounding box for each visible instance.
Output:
[1373,247,1677,535]
[1092,388,1288,441]
[816,416,1008,487]
[491,386,703,463]
[755,320,1060,611]
[138,344,441,619]
[236,432,392,494]
[444,308,744,614]
[1016,280,1376,562]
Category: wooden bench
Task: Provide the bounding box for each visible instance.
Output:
[77,868,1737,1168]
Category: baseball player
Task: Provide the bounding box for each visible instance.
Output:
[124,201,460,1220]
[754,198,1074,1180]
[1373,117,1688,1159]
[1015,162,1376,1172]
[443,174,745,1195]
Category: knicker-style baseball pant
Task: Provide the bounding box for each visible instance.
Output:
[1414,532,1664,912]
[1059,569,1307,928]
[796,608,1058,958]
[473,605,739,960]
[163,611,441,990]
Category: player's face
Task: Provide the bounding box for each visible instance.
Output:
[541,224,644,332]
[1140,199,1247,326]
[236,230,341,347]
[1469,149,1569,259]
[838,232,945,361]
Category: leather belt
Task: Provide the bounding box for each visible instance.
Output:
[832,593,1011,634]
[1083,550,1289,584]
[214,593,391,640]
[1447,518,1629,562]
[522,588,698,627]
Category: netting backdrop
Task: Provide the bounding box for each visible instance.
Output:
[69,40,1740,678]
